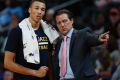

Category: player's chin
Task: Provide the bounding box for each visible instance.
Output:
[35,18,41,22]
[35,19,40,23]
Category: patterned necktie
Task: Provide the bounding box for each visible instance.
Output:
[60,36,67,77]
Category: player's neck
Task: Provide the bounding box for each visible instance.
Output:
[29,17,40,29]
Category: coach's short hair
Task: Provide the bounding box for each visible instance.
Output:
[54,9,73,20]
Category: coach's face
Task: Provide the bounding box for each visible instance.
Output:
[55,13,73,35]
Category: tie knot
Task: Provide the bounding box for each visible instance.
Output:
[63,36,67,41]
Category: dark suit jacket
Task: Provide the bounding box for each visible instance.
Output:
[53,27,102,80]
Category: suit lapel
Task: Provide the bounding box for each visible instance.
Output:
[69,29,78,58]
[55,37,62,57]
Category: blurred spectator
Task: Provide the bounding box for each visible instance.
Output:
[0,13,20,62]
[96,48,112,72]
[106,19,120,76]
[111,65,120,80]
[0,0,23,20]
[95,48,112,80]
[94,0,110,9]
[0,15,10,55]
[109,7,120,26]
[107,36,120,73]
[0,14,10,27]
[108,37,119,63]
[76,0,109,31]
[9,13,20,30]
[92,0,110,34]
[92,9,105,35]
[45,9,55,25]
[104,2,120,33]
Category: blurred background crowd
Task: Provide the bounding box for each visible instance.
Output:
[0,0,120,80]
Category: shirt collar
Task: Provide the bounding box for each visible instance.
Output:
[66,28,74,38]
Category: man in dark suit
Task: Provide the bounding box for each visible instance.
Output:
[53,9,109,80]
